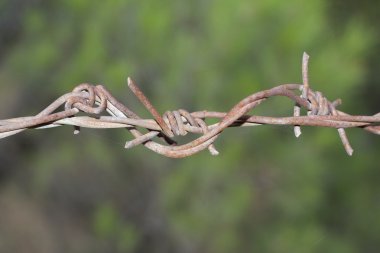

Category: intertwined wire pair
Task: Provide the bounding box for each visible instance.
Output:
[0,53,379,157]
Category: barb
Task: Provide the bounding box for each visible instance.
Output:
[0,53,379,158]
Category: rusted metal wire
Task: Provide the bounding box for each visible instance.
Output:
[0,53,379,158]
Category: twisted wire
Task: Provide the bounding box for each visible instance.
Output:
[0,53,379,158]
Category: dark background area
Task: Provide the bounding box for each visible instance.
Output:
[0,1,379,252]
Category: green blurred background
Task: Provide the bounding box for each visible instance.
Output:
[0,0,379,252]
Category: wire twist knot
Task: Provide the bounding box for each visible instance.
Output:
[65,84,107,115]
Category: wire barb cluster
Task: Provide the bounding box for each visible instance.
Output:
[0,53,379,158]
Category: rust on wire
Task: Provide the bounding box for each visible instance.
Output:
[0,53,379,158]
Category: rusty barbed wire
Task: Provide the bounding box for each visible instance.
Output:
[0,53,379,158]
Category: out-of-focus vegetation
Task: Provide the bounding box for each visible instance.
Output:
[0,0,379,252]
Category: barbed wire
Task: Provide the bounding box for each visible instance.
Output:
[0,53,379,158]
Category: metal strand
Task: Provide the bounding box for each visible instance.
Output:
[0,53,378,158]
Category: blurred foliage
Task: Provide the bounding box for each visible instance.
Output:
[0,0,379,252]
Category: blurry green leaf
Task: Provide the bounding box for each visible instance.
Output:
[93,203,119,238]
